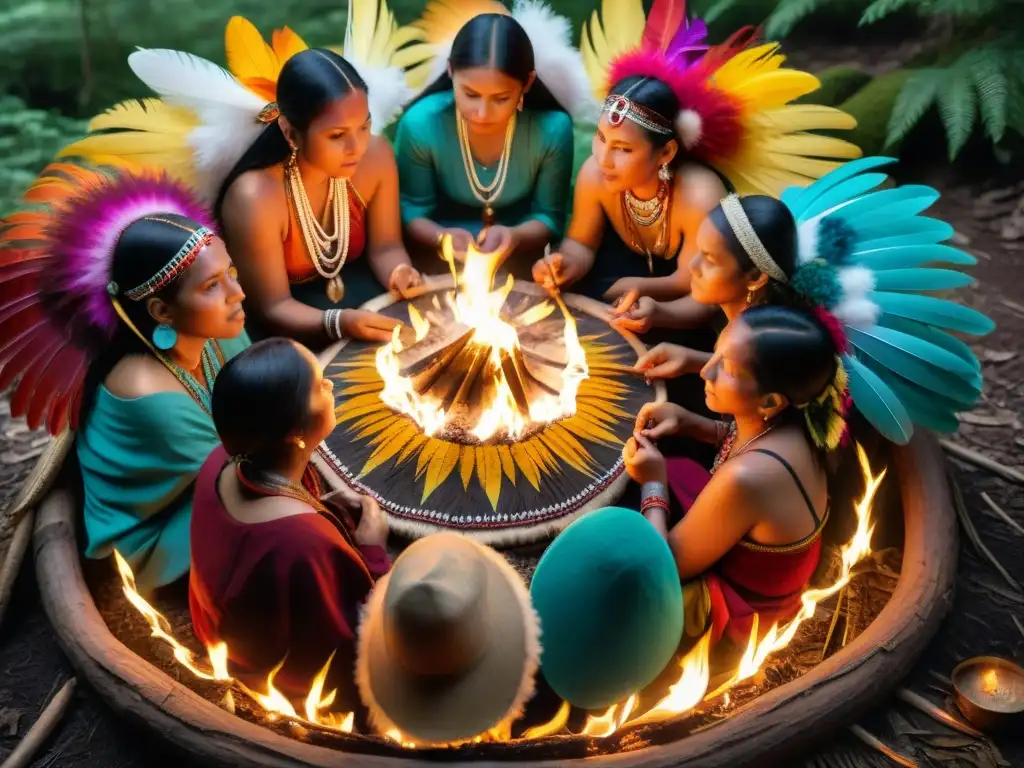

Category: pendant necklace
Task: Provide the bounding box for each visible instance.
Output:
[457,112,516,227]
[286,159,351,304]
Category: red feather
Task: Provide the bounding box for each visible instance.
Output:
[642,0,687,53]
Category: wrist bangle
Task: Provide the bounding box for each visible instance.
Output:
[641,497,669,514]
[642,481,667,504]
[323,309,345,342]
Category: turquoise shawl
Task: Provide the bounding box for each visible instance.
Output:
[76,333,250,592]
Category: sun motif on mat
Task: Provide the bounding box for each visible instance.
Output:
[330,335,636,510]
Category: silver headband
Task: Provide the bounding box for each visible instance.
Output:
[719,194,788,284]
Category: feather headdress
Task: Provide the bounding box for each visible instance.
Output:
[582,0,863,198]
[725,156,995,445]
[0,164,212,435]
[60,0,415,204]
[395,0,599,121]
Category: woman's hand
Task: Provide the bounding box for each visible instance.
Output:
[611,291,659,334]
[604,277,639,303]
[438,228,476,261]
[476,225,515,255]
[340,309,403,343]
[532,251,582,294]
[624,432,667,486]
[634,401,696,440]
[387,263,423,297]
[354,495,389,547]
[635,342,701,380]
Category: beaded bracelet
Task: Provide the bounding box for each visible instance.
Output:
[641,497,669,514]
[323,309,345,342]
[640,480,669,513]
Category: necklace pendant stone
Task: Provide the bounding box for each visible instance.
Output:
[327,275,345,304]
[647,251,654,274]
[483,204,495,226]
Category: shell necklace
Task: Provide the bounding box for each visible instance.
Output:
[285,160,351,304]
[711,420,778,475]
[456,111,516,227]
[620,180,672,273]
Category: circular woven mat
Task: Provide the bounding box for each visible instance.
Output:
[316,279,661,546]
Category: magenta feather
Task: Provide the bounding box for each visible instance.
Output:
[666,17,709,67]
[41,168,214,351]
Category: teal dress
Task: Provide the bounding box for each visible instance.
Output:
[76,333,250,592]
[394,92,574,277]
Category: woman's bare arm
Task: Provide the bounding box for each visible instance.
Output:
[221,172,329,346]
[548,158,607,284]
[361,138,417,287]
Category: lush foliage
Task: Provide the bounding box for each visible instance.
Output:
[699,0,1024,160]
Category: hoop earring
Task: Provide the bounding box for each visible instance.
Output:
[152,324,177,351]
[517,94,524,112]
[658,164,672,182]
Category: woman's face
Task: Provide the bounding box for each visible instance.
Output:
[592,114,672,195]
[451,66,529,135]
[296,342,337,444]
[689,217,751,306]
[158,238,246,341]
[298,90,372,179]
[700,319,762,418]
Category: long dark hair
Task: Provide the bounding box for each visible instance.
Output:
[412,13,566,114]
[708,195,802,307]
[212,338,316,464]
[741,305,843,456]
[606,75,681,163]
[213,48,368,221]
[79,214,207,422]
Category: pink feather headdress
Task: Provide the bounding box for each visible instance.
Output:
[0,163,214,434]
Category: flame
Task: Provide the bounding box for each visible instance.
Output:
[522,700,571,739]
[375,235,588,442]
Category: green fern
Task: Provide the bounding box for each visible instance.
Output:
[885,68,944,148]
[859,0,917,26]
[763,0,835,38]
[961,46,1008,143]
[937,68,977,159]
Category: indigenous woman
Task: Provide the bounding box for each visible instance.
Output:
[630,157,994,445]
[394,0,593,278]
[625,305,845,647]
[533,1,862,306]
[191,338,390,707]
[0,164,249,592]
[60,6,419,346]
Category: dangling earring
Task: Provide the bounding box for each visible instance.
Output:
[295,437,306,450]
[152,324,177,351]
[517,94,524,112]
[287,141,298,168]
[658,164,672,182]
[745,289,754,306]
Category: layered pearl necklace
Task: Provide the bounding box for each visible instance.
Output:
[285,161,351,304]
[456,111,516,227]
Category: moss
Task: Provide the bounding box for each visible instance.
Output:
[831,69,914,156]
[797,65,873,108]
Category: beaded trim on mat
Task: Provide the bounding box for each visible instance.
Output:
[719,195,788,284]
[603,95,674,135]
[318,442,625,529]
[123,227,215,300]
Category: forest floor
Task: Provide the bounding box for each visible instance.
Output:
[2,31,1024,768]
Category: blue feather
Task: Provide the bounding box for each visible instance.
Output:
[847,326,982,400]
[872,268,974,292]
[878,315,982,375]
[866,362,964,434]
[872,292,995,336]
[796,173,889,221]
[830,186,940,226]
[787,157,898,218]
[855,217,955,248]
[843,354,914,444]
[849,244,976,269]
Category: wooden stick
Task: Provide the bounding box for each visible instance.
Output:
[950,472,1022,593]
[940,439,1024,485]
[0,508,34,632]
[979,492,1024,536]
[896,688,983,738]
[847,725,919,767]
[0,677,77,768]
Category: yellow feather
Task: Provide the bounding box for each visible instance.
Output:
[339,382,385,396]
[475,446,503,510]
[271,27,308,64]
[579,0,645,101]
[397,433,429,466]
[361,421,420,476]
[225,17,280,91]
[561,415,620,446]
[459,446,475,490]
[358,414,402,441]
[415,438,443,479]
[750,105,858,132]
[577,400,630,423]
[422,441,459,502]
[336,392,387,421]
[510,443,541,491]
[728,71,822,111]
[524,438,557,475]
[763,133,863,160]
[497,445,516,485]
[349,411,394,434]
[540,427,595,478]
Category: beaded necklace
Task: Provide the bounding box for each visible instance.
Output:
[156,340,225,415]
[711,420,777,475]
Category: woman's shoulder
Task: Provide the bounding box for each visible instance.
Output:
[104,355,184,401]
[224,166,286,210]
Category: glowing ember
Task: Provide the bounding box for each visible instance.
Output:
[375,236,588,443]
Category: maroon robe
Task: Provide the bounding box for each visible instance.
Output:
[189,446,390,707]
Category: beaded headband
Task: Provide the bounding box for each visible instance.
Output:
[108,225,215,300]
[719,194,788,284]
[602,95,674,136]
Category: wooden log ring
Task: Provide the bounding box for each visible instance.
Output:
[33,433,957,767]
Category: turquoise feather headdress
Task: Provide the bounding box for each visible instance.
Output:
[779,156,994,445]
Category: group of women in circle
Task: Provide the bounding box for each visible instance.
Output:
[0,0,990,745]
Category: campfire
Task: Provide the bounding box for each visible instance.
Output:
[375,237,589,444]
[111,445,885,748]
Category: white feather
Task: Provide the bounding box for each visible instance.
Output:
[354,62,416,133]
[188,121,266,205]
[833,297,879,329]
[796,220,819,265]
[838,265,876,299]
[512,0,599,121]
[675,109,702,149]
